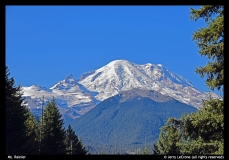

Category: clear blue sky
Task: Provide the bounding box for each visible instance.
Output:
[5,5,220,95]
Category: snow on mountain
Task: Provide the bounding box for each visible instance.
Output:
[78,59,221,109]
[22,74,97,119]
[22,59,221,121]
[50,74,78,91]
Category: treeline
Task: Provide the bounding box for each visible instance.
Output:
[5,66,88,155]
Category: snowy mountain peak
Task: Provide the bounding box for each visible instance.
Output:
[64,74,75,83]
[79,60,194,91]
[22,59,222,124]
[108,59,129,64]
[66,73,74,79]
[50,74,79,90]
[23,73,96,119]
[104,59,129,68]
[77,59,217,109]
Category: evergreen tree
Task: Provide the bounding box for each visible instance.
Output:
[156,118,182,154]
[155,97,224,155]
[154,5,224,155]
[5,66,30,154]
[24,111,40,154]
[178,98,223,154]
[190,5,224,91]
[65,125,88,155]
[40,97,66,155]
[181,4,224,155]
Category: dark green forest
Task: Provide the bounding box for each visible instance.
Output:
[5,5,223,155]
[5,67,88,155]
[70,95,197,154]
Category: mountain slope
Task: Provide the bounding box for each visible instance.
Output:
[70,89,197,154]
[22,75,98,122]
[22,59,220,124]
[78,59,220,109]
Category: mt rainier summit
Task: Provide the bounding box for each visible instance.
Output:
[22,59,220,122]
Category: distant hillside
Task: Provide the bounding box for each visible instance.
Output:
[70,89,197,154]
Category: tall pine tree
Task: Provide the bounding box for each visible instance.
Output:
[65,125,88,155]
[191,5,224,92]
[155,119,182,155]
[40,97,66,155]
[5,66,30,154]
[154,5,224,155]
[182,5,223,154]
[24,111,40,154]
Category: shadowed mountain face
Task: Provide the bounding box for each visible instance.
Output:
[70,89,197,154]
[118,88,174,103]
